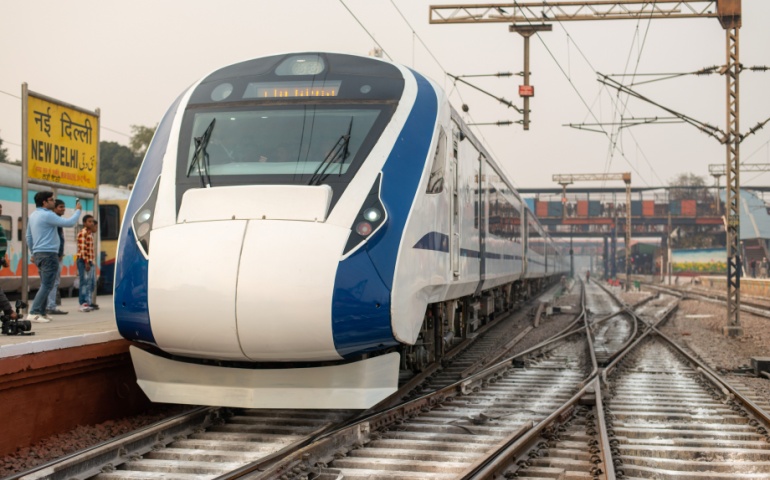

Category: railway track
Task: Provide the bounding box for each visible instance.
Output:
[645,283,770,320]
[14,280,769,479]
[604,335,770,478]
[9,407,356,480]
[8,283,575,480]
[259,330,596,479]
[408,281,583,398]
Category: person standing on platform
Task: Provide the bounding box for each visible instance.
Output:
[87,219,99,310]
[26,192,82,322]
[46,199,68,315]
[76,215,96,312]
[761,257,769,279]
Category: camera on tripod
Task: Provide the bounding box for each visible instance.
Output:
[1,300,34,336]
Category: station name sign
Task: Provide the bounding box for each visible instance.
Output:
[26,93,99,190]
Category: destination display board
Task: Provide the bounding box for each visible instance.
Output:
[26,93,99,190]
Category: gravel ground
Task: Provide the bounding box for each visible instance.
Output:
[0,405,188,477]
[3,281,767,477]
[659,295,770,404]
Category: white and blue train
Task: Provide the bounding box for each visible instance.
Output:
[115,52,568,409]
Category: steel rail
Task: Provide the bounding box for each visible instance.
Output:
[646,282,770,319]
[654,325,770,428]
[6,406,217,480]
[249,287,595,479]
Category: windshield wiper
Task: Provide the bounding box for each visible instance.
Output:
[308,117,353,186]
[186,118,216,187]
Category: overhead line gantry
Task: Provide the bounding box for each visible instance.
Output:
[429,0,745,336]
[553,173,632,288]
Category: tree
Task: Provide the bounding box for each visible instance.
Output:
[667,172,710,202]
[98,124,157,186]
[0,132,10,164]
[129,124,157,159]
[99,141,141,186]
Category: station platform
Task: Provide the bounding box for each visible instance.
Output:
[0,295,120,358]
[0,294,154,457]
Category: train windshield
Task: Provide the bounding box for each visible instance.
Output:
[176,103,393,207]
[185,107,380,177]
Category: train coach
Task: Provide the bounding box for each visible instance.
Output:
[114,52,568,409]
[0,162,129,295]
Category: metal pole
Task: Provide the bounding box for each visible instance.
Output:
[569,225,575,278]
[666,213,671,285]
[511,24,551,131]
[724,25,743,337]
[522,33,531,131]
[624,176,631,291]
[92,108,101,307]
[21,83,29,310]
[603,236,608,280]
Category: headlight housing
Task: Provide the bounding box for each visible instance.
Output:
[132,177,161,258]
[343,174,386,255]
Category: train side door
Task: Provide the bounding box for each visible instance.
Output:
[450,129,460,278]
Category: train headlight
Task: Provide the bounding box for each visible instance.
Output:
[363,207,381,223]
[131,177,161,259]
[135,211,152,237]
[355,221,373,236]
[343,174,387,255]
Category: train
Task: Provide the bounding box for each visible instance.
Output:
[114,52,569,409]
[0,162,129,295]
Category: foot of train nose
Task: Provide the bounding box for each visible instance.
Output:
[130,346,400,409]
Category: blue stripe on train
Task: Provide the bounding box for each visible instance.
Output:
[331,70,438,358]
[414,232,522,261]
[113,92,185,344]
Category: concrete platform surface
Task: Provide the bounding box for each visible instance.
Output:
[0,295,120,358]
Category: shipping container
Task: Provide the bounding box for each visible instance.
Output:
[525,198,535,213]
[643,200,655,217]
[589,200,602,217]
[577,200,588,217]
[548,201,563,218]
[669,200,681,216]
[536,200,548,218]
[681,199,696,216]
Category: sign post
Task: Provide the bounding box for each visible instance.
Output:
[21,83,100,307]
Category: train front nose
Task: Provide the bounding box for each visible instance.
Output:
[147,185,357,362]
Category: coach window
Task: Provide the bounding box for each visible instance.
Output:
[99,205,120,241]
[0,215,10,246]
[426,129,446,194]
[17,216,22,241]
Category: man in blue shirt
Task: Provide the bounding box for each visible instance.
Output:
[26,192,82,322]
[46,199,68,315]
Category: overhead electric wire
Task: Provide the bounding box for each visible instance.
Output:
[530,3,666,186]
[0,88,20,99]
[338,0,392,61]
[540,2,668,187]
[389,0,447,73]
[383,1,514,184]
[519,14,651,187]
[0,86,132,141]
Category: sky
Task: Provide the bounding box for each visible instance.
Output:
[2,0,769,193]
